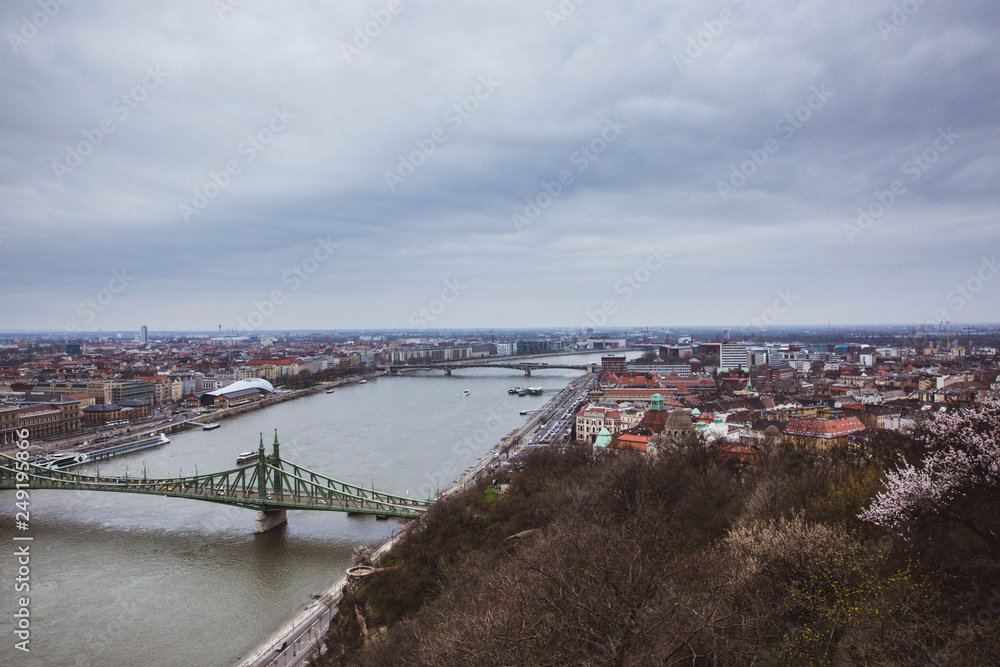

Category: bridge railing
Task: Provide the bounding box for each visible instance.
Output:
[268,460,430,514]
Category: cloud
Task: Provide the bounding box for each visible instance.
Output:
[1,0,999,330]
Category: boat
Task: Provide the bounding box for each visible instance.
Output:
[508,387,521,394]
[84,433,170,463]
[43,452,89,469]
[463,390,470,397]
[527,387,544,395]
[358,379,368,384]
[202,422,221,431]
[236,451,260,465]
[326,388,336,394]
[518,388,528,396]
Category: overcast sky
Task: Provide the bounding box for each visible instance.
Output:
[1,0,998,333]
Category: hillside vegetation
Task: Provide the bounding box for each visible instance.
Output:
[316,400,1000,666]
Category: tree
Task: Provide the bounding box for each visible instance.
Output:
[641,350,657,363]
[859,396,1000,547]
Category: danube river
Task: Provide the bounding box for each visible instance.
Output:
[0,353,605,666]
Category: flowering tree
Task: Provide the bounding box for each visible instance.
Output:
[860,395,1000,547]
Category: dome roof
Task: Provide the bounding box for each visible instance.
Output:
[594,427,613,448]
[665,408,694,430]
[208,378,275,396]
[690,407,701,417]
[764,425,782,438]
[649,393,665,411]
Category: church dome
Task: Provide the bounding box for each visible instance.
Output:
[665,408,694,431]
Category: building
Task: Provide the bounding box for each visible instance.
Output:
[720,342,748,371]
[783,417,866,448]
[199,379,274,409]
[625,362,693,376]
[117,399,152,421]
[17,405,62,440]
[576,406,622,444]
[137,376,173,405]
[1,395,82,436]
[140,325,148,344]
[601,356,627,374]
[82,404,123,427]
[1,405,20,447]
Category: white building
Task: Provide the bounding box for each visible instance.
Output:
[720,342,748,371]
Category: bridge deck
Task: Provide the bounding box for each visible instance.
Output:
[0,442,431,519]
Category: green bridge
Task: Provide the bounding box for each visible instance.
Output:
[0,432,431,532]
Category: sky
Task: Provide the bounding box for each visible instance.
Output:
[1,0,999,333]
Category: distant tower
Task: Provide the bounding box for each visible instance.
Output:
[140,325,148,344]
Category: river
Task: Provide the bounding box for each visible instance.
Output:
[0,352,607,666]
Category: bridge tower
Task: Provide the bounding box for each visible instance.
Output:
[253,430,288,534]
[524,369,531,376]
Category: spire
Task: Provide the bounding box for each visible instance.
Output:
[272,428,280,460]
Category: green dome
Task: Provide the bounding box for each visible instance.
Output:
[690,408,702,417]
[649,394,665,411]
[594,427,612,448]
[713,416,724,425]
[694,422,708,432]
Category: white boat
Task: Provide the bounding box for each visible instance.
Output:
[325,388,336,394]
[463,390,470,396]
[44,452,89,469]
[202,422,221,431]
[236,451,260,465]
[358,379,368,384]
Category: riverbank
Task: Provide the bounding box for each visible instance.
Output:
[234,370,595,667]
[24,371,383,458]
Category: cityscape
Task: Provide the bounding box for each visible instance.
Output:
[3,0,1000,665]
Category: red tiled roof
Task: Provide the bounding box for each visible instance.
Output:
[784,417,865,438]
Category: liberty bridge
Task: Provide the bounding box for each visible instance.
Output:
[0,431,431,533]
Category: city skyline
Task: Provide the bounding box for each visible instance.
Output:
[2,1,999,330]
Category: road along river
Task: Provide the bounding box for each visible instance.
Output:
[0,353,605,667]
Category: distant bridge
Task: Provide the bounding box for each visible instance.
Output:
[0,432,430,533]
[389,361,596,376]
